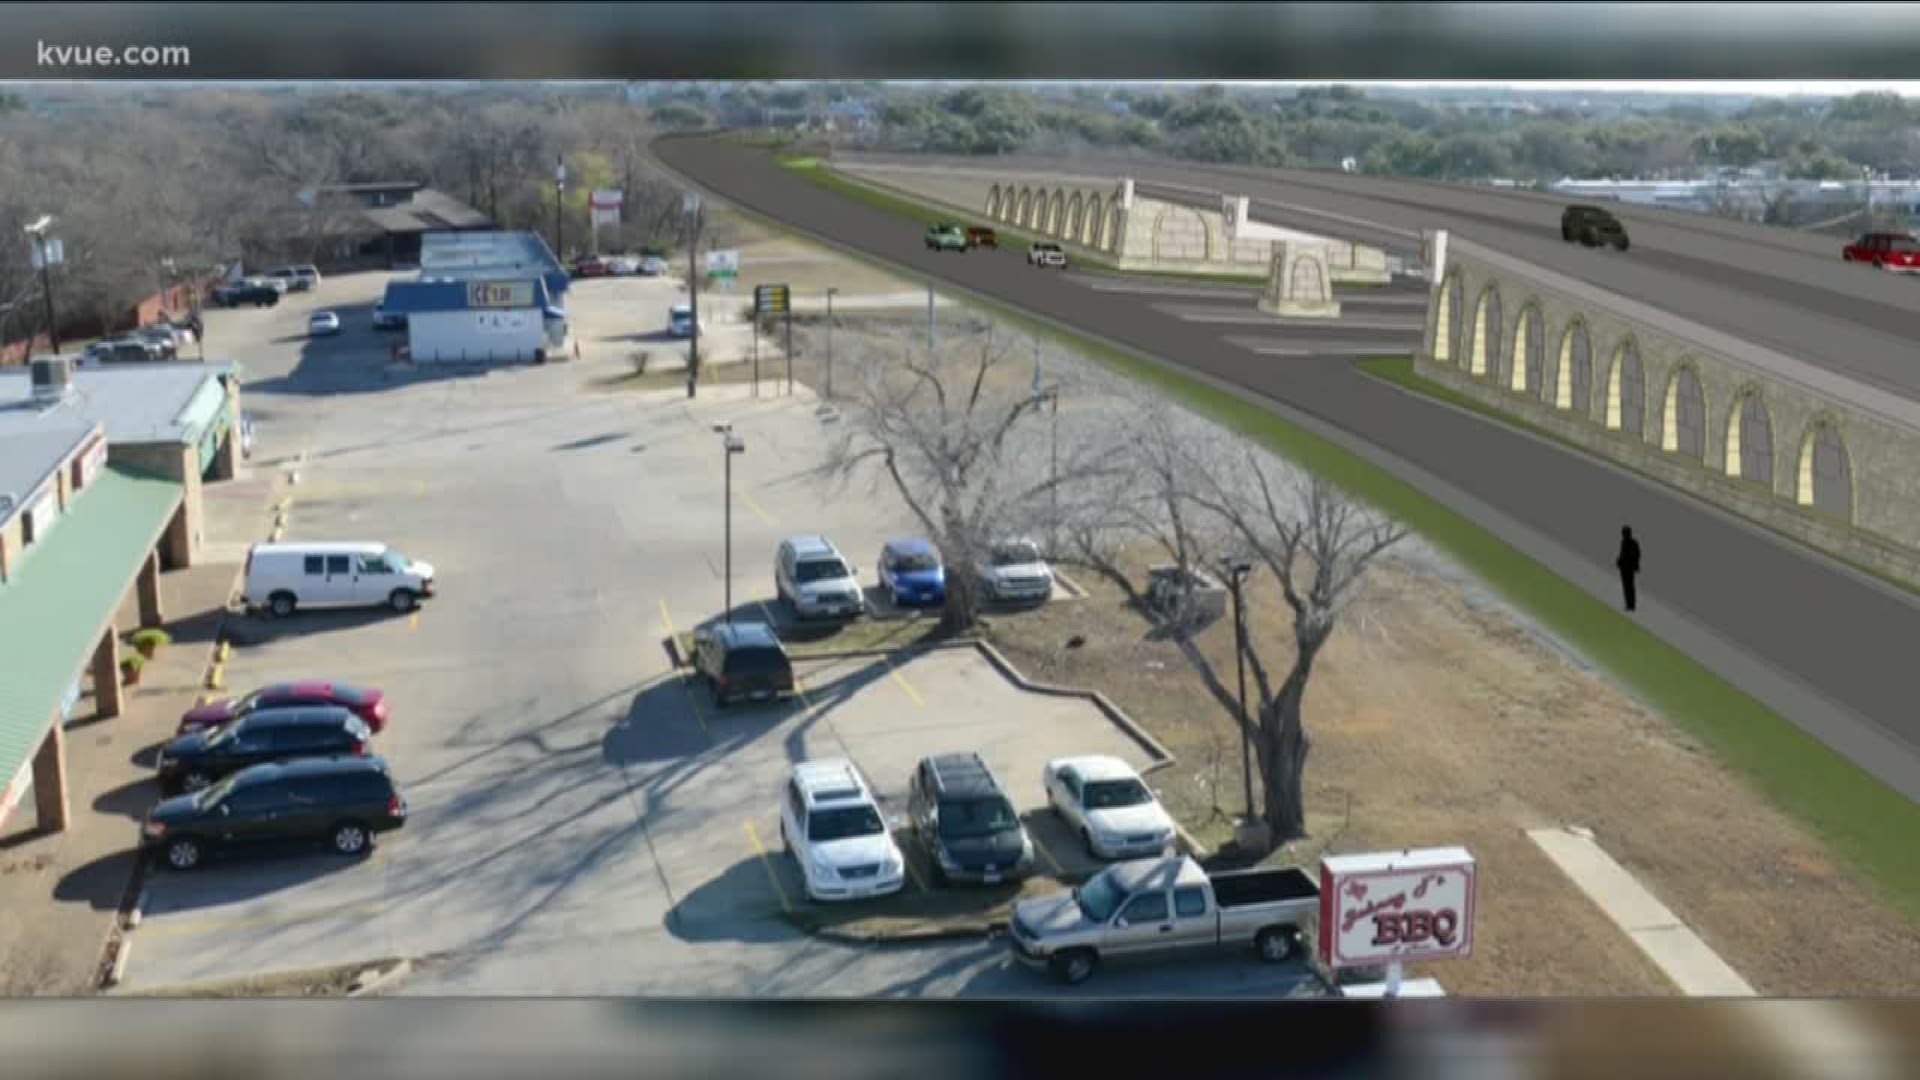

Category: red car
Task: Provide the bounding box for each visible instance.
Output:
[178,681,389,735]
[571,255,609,278]
[1841,232,1920,272]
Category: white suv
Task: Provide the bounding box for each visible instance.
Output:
[776,535,866,621]
[780,759,906,902]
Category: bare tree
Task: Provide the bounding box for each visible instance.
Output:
[823,318,1116,633]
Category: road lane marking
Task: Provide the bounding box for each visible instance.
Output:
[744,820,792,912]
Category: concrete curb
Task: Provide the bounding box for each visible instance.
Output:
[125,886,150,931]
[787,913,1005,946]
[103,937,132,989]
[346,958,414,998]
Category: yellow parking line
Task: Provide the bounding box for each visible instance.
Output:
[677,672,711,739]
[139,898,387,940]
[408,612,419,631]
[744,820,792,912]
[736,488,774,527]
[659,598,678,638]
[884,658,924,708]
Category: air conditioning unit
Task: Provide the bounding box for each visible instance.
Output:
[28,355,74,402]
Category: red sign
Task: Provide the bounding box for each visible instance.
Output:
[1318,848,1477,969]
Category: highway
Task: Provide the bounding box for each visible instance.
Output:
[653,134,1920,805]
[842,150,1920,404]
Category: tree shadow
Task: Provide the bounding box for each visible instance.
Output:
[664,855,805,944]
[222,607,410,649]
[93,777,164,821]
[551,431,629,452]
[161,605,229,649]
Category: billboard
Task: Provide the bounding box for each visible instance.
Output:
[753,284,790,316]
[1318,847,1476,969]
[466,280,536,309]
[590,189,623,230]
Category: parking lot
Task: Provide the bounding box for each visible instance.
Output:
[110,268,1321,997]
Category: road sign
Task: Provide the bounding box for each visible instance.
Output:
[754,284,790,316]
[707,249,739,279]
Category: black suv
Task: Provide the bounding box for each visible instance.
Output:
[212,281,282,308]
[142,756,406,871]
[1561,205,1630,251]
[691,623,796,708]
[156,705,372,795]
[908,752,1034,886]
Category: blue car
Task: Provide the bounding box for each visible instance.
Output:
[878,538,946,608]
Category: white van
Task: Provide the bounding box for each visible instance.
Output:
[244,542,436,617]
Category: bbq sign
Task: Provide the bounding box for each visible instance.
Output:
[1318,847,1476,968]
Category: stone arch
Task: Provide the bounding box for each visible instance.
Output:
[1467,286,1502,378]
[1151,205,1209,261]
[1048,191,1066,236]
[1505,301,1544,394]
[1289,256,1326,301]
[1067,193,1084,243]
[1083,193,1104,244]
[986,185,1003,218]
[1103,205,1123,252]
[1660,360,1707,460]
[1723,384,1775,489]
[1431,272,1464,364]
[1015,187,1033,227]
[1603,338,1645,436]
[1796,416,1854,522]
[1028,187,1048,229]
[1554,319,1593,415]
[1003,181,1020,221]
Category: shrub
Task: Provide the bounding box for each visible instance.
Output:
[131,628,172,654]
[120,653,146,675]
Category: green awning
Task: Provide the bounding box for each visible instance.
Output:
[0,465,182,807]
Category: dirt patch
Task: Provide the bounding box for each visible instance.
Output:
[989,550,1920,996]
[122,957,408,998]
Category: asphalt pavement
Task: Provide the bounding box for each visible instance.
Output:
[652,134,1920,806]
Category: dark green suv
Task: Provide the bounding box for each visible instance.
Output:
[1562,205,1629,251]
[142,756,407,871]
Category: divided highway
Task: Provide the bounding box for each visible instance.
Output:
[653,135,1920,804]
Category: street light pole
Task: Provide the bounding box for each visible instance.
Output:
[685,193,702,399]
[555,157,567,262]
[716,423,745,626]
[25,216,60,354]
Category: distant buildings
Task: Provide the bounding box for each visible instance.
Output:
[291,182,493,271]
[380,231,570,365]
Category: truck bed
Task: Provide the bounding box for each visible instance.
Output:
[1210,866,1319,909]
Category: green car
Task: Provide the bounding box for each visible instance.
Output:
[925,224,968,252]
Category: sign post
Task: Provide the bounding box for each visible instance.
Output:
[753,284,790,399]
[1318,847,1475,999]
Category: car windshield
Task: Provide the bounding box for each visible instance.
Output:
[993,542,1041,567]
[893,552,940,572]
[1083,778,1152,809]
[1075,870,1125,922]
[938,797,1018,839]
[795,558,851,583]
[808,805,885,842]
[202,720,243,747]
[384,549,410,570]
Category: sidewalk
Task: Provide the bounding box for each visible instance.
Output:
[0,468,278,995]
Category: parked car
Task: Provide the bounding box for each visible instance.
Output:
[1007,856,1319,984]
[572,254,610,278]
[242,541,436,617]
[876,538,946,608]
[212,281,281,308]
[254,276,291,294]
[371,303,407,330]
[141,756,407,872]
[1841,232,1920,271]
[605,255,641,276]
[639,256,672,277]
[909,752,1034,886]
[130,326,184,357]
[1028,242,1068,268]
[82,337,167,365]
[156,706,373,795]
[178,680,391,736]
[292,264,322,289]
[775,535,866,621]
[779,758,906,902]
[266,266,314,293]
[309,311,341,337]
[1561,205,1630,250]
[976,537,1055,604]
[667,302,705,338]
[965,226,998,250]
[691,622,795,708]
[1044,755,1176,860]
[925,223,968,252]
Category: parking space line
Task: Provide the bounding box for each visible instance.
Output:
[743,820,792,912]
[883,656,924,708]
[736,488,774,527]
[408,612,419,631]
[676,672,712,739]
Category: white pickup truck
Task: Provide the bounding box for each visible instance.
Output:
[1007,855,1319,984]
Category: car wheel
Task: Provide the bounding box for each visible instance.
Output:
[164,836,203,871]
[330,820,371,857]
[1052,949,1097,985]
[1614,236,1630,252]
[389,589,418,613]
[1256,926,1301,963]
[269,592,297,618]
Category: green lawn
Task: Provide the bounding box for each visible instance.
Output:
[743,151,1920,929]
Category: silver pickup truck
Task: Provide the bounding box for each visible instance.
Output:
[1007,855,1319,984]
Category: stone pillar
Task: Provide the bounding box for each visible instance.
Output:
[137,550,165,628]
[1259,242,1342,319]
[160,503,192,571]
[91,630,123,721]
[32,721,68,834]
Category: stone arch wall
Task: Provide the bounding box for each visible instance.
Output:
[1103,205,1123,252]
[1015,188,1033,227]
[1554,318,1594,417]
[986,185,1003,218]
[1604,337,1646,436]
[1468,286,1502,377]
[1067,193,1084,241]
[1429,271,1459,364]
[1150,205,1211,262]
[1660,360,1708,461]
[1506,302,1544,395]
[1797,414,1855,523]
[1048,191,1066,236]
[1724,384,1777,491]
[1084,193,1104,245]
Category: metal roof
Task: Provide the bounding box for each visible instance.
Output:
[419,231,569,297]
[380,276,556,315]
[0,426,96,528]
[0,465,183,818]
[0,363,237,446]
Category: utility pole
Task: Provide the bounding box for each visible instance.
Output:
[555,157,567,262]
[685,193,702,399]
[25,216,61,354]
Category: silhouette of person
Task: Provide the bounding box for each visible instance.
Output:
[1616,526,1642,612]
